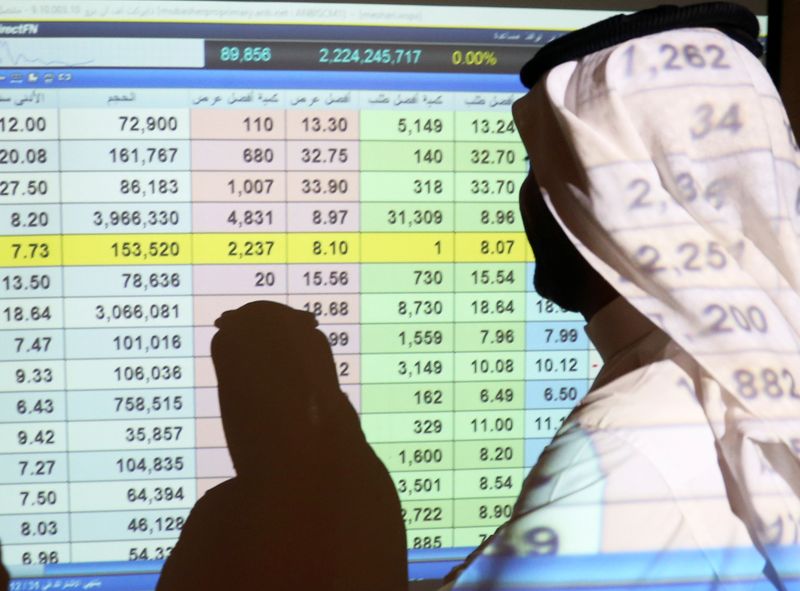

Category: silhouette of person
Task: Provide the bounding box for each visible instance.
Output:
[157,301,407,591]
[0,542,9,591]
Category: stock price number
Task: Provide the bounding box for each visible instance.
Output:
[127,485,185,505]
[17,429,56,445]
[2,272,50,292]
[120,177,179,196]
[127,515,185,536]
[21,550,59,565]
[111,241,180,260]
[114,364,183,383]
[20,519,59,537]
[3,304,51,323]
[95,302,180,322]
[122,272,181,291]
[115,455,185,475]
[401,505,444,526]
[114,394,184,414]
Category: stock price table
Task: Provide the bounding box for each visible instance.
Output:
[0,87,600,565]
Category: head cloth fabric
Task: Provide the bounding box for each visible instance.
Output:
[512,2,800,578]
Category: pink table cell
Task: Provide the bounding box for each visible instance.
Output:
[192,140,286,171]
[341,385,361,413]
[195,356,216,388]
[193,294,288,326]
[286,140,359,171]
[195,386,220,417]
[316,323,360,354]
[191,109,286,139]
[332,353,360,385]
[197,477,229,499]
[286,171,359,201]
[285,110,359,140]
[287,293,359,325]
[196,417,226,448]
[192,171,286,202]
[194,326,216,357]
[196,448,234,479]
[193,202,287,233]
[286,201,359,232]
[193,264,287,296]
[286,264,359,294]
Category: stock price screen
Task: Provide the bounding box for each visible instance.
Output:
[0,1,618,580]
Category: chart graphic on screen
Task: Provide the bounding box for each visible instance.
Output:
[0,1,777,589]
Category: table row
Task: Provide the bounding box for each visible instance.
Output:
[0,109,520,142]
[2,379,588,423]
[0,140,526,172]
[0,436,554,484]
[1,321,588,358]
[0,202,524,234]
[0,468,532,517]
[2,263,555,296]
[0,171,523,203]
[1,411,573,455]
[2,348,597,391]
[1,233,533,266]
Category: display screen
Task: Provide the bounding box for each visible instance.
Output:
[0,2,772,589]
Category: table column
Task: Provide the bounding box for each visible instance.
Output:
[59,92,195,562]
[189,93,288,498]
[0,94,69,566]
[452,95,529,547]
[283,95,361,407]
[359,92,456,549]
[524,293,591,469]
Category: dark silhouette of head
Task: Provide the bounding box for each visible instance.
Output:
[211,300,341,478]
[519,173,617,320]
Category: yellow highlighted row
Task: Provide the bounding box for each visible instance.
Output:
[1,233,534,265]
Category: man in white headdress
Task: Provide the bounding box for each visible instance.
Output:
[443,3,800,589]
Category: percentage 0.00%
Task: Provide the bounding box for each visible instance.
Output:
[451,50,498,67]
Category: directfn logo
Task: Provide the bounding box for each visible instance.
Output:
[0,23,40,35]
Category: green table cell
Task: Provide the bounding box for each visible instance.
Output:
[454,322,525,352]
[455,292,526,322]
[455,263,526,293]
[455,497,516,528]
[361,202,455,232]
[362,263,454,293]
[362,352,454,384]
[362,141,454,171]
[361,111,455,141]
[362,383,455,413]
[454,439,523,469]
[361,293,455,323]
[453,467,524,498]
[454,410,524,440]
[455,381,524,411]
[455,351,525,382]
[361,172,454,202]
[455,202,523,232]
[373,441,454,472]
[402,499,454,530]
[455,112,519,141]
[393,470,454,501]
[361,323,454,354]
[454,526,497,549]
[409,529,454,550]
[361,411,453,442]
[455,172,525,202]
[455,143,527,172]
